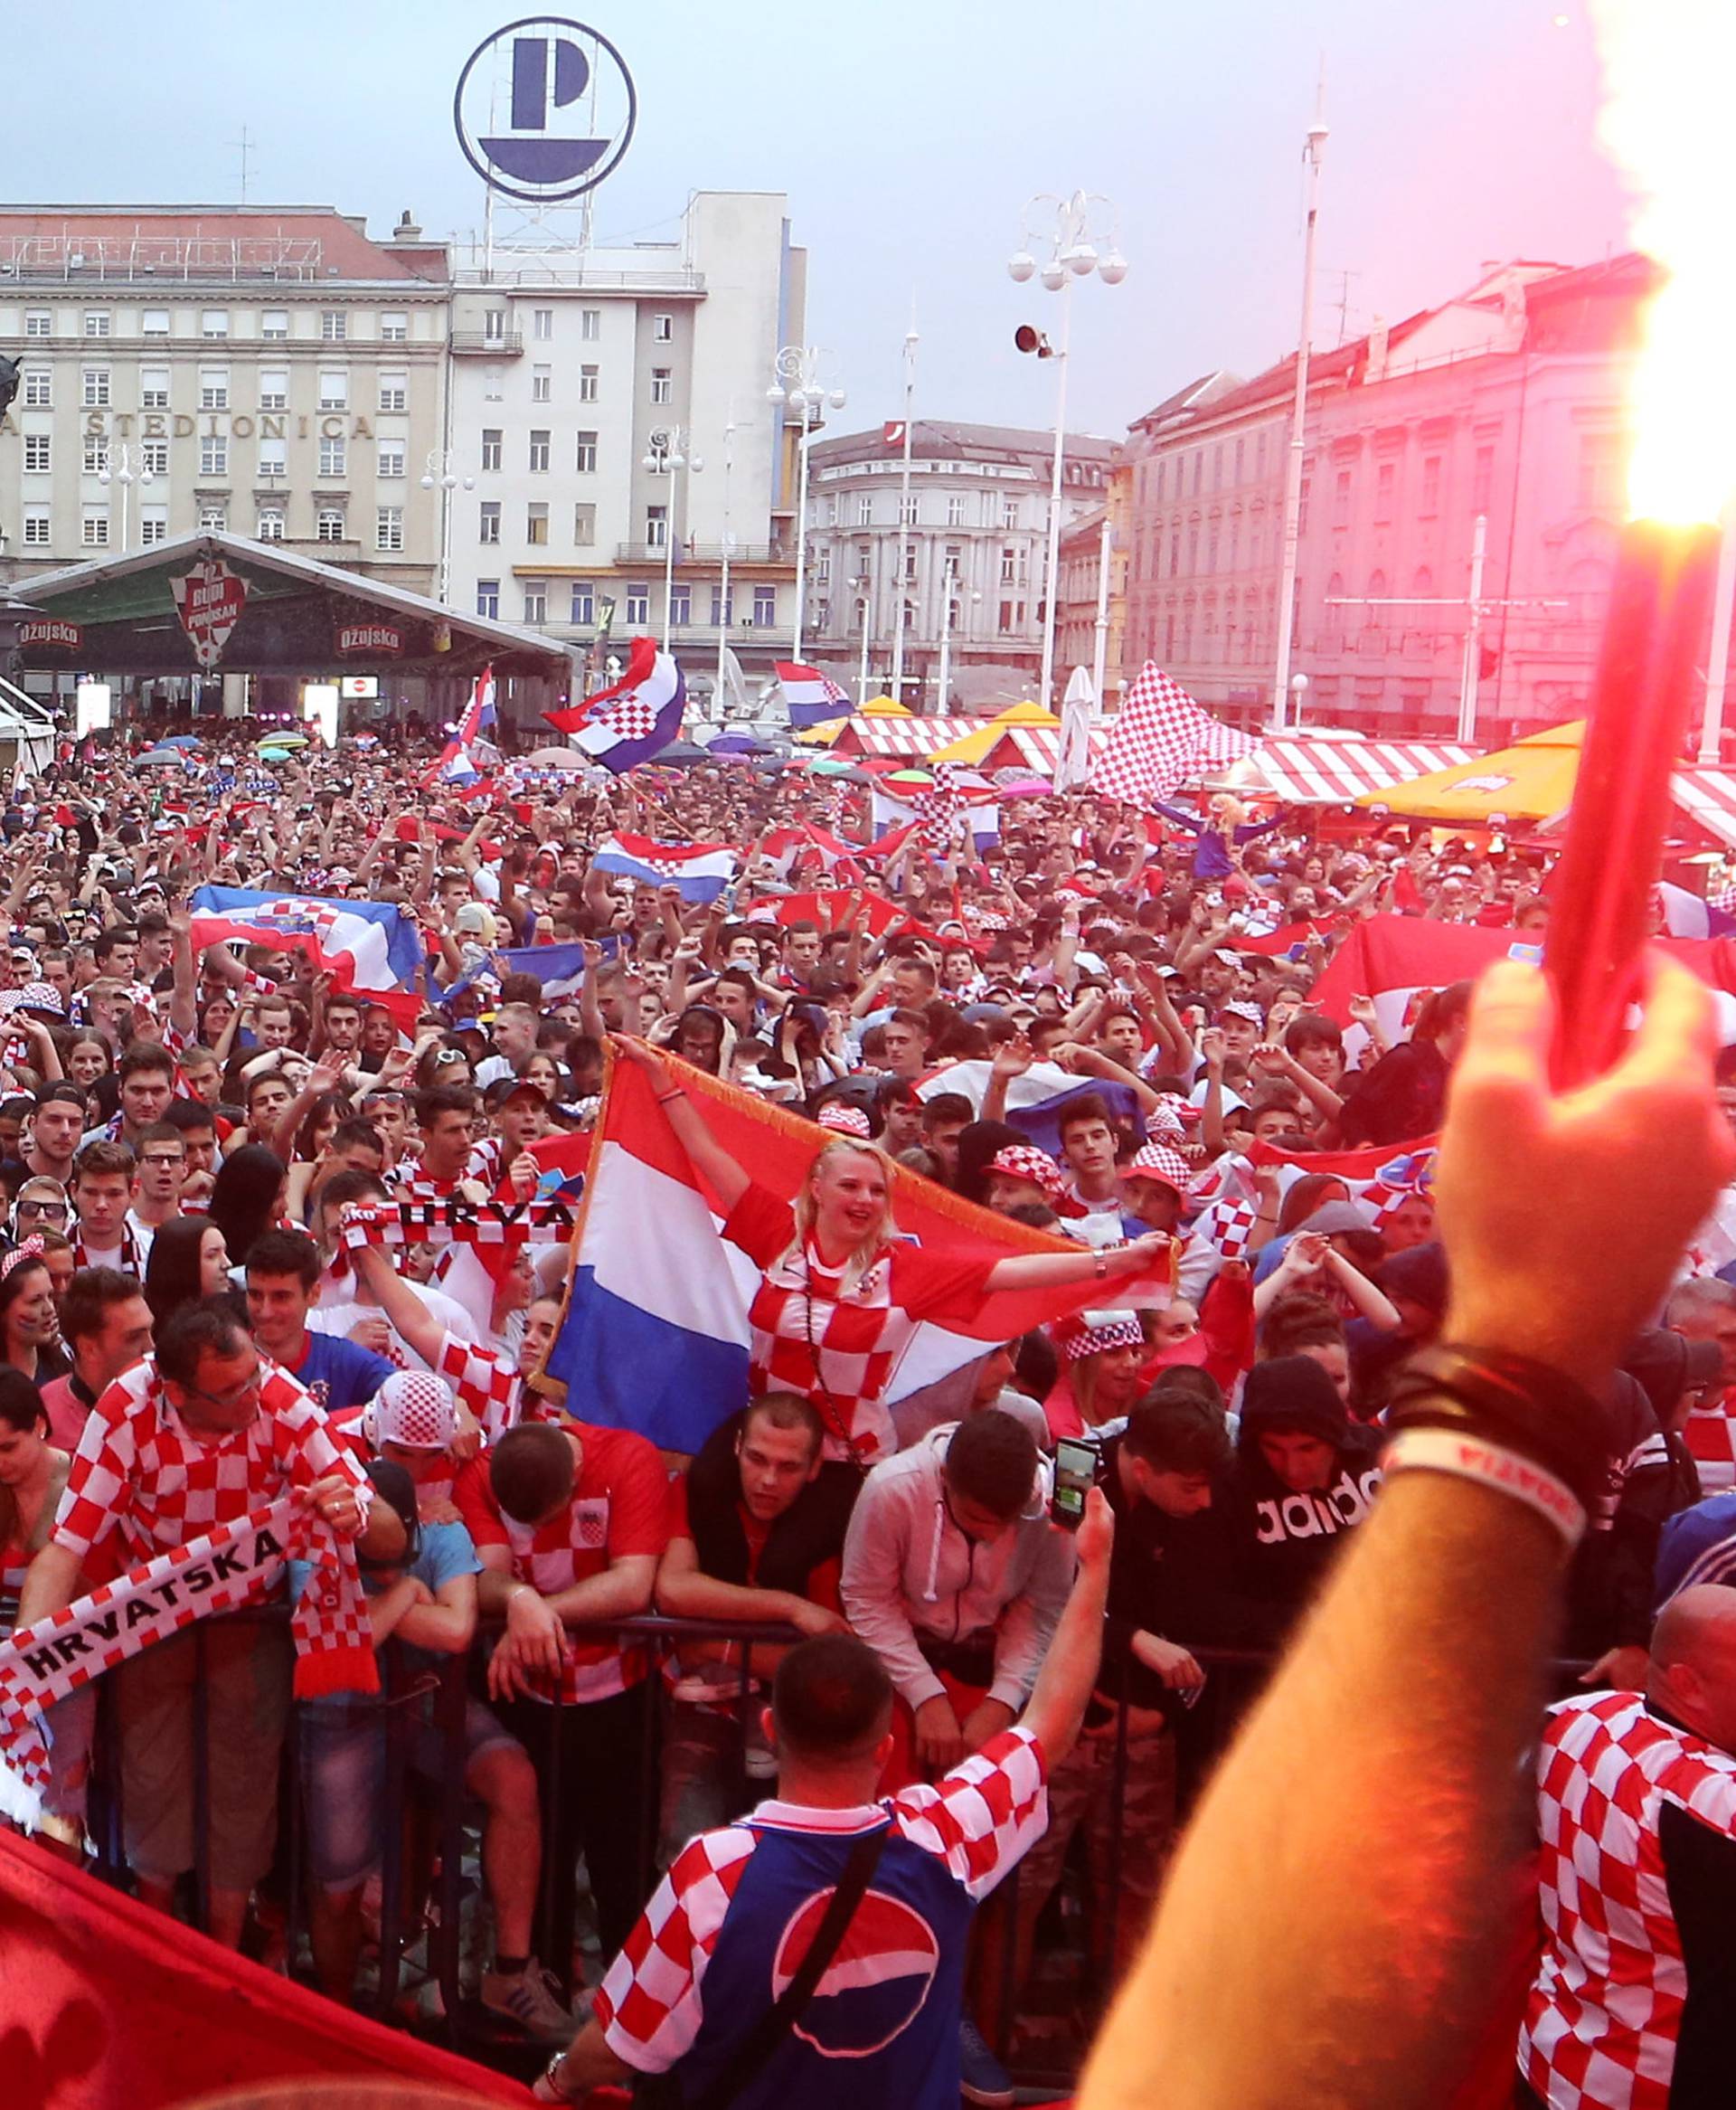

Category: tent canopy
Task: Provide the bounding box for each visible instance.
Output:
[1354,722,1585,825]
[1214,733,1478,807]
[858,695,913,716]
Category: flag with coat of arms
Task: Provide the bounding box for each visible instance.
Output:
[423,666,499,789]
[774,660,851,731]
[542,637,685,772]
[187,886,424,1028]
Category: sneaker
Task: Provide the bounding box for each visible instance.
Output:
[958,2016,1015,2107]
[480,1956,588,2045]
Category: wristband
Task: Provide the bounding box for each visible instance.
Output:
[1093,1249,1110,1279]
[1382,1427,1586,1550]
[1385,1342,1610,1519]
[656,1088,684,1104]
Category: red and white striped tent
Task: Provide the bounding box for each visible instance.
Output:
[1671,767,1736,850]
[1207,733,1477,806]
[827,714,984,758]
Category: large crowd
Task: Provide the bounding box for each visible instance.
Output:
[4,710,1736,2110]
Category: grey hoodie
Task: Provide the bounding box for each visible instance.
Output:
[841,1423,1076,1714]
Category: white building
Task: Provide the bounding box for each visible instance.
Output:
[801,421,1119,711]
[0,204,450,593]
[445,191,807,698]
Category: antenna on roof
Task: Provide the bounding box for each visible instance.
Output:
[231,126,254,205]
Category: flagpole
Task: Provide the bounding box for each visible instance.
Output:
[891,317,918,713]
[716,412,735,725]
[1091,512,1112,711]
[1271,99,1329,730]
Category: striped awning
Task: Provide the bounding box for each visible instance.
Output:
[1672,767,1736,849]
[1219,736,1477,805]
[833,715,986,757]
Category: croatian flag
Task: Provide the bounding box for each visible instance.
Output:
[593,832,737,904]
[423,666,498,789]
[871,786,1000,854]
[438,936,629,1006]
[1247,1135,1439,1231]
[762,823,863,879]
[915,1058,1147,1162]
[776,660,851,731]
[543,637,685,773]
[188,886,423,1027]
[542,1054,1141,1452]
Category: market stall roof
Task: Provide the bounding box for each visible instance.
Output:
[926,701,1065,767]
[1214,733,1477,806]
[1352,722,1585,825]
[11,531,575,681]
[831,714,985,757]
[1669,767,1736,851]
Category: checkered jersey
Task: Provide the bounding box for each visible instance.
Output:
[436,1328,526,1442]
[595,1728,1047,2086]
[1522,1691,1736,2108]
[722,1183,996,1471]
[1679,1395,1736,1496]
[51,1357,367,1567]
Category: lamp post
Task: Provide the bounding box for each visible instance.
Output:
[420,449,476,608]
[936,568,979,714]
[642,425,703,652]
[768,345,845,667]
[715,414,736,724]
[95,441,156,554]
[852,574,873,705]
[1009,191,1128,710]
[890,324,918,710]
[1271,112,1329,727]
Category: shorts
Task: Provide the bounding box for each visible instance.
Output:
[298,1692,521,1890]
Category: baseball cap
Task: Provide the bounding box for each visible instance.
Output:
[34,1082,88,1112]
[365,1369,459,1452]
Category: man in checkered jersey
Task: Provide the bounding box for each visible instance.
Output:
[17,1297,404,1948]
[531,1484,1114,2107]
[1520,1586,1736,2108]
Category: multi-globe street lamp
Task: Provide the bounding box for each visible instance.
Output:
[767,345,844,667]
[642,425,703,652]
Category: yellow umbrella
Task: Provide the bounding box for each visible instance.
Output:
[1354,721,1585,825]
[926,698,1067,766]
[793,716,846,746]
[859,695,914,716]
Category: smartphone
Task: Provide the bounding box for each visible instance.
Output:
[1051,1434,1101,1532]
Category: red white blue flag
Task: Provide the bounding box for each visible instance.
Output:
[592,832,737,904]
[423,666,498,789]
[543,637,684,772]
[775,660,851,731]
[188,886,423,1028]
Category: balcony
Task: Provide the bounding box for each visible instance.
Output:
[449,330,523,356]
[684,542,791,565]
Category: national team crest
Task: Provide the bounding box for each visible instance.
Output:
[172,558,248,669]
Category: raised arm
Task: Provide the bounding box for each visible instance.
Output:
[350,1240,446,1370]
[610,1035,750,1215]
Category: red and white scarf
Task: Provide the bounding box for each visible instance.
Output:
[0,1496,375,1829]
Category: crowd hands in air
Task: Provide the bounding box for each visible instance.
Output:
[2,713,1734,2108]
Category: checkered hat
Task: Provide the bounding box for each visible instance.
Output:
[817,1102,872,1138]
[366,1369,458,1452]
[17,982,64,1018]
[1058,1310,1145,1361]
[1119,1142,1191,1196]
[1147,1093,1193,1141]
[988,1144,1067,1200]
[1219,999,1265,1027]
[0,1235,45,1279]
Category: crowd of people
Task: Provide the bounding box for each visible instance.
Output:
[3,709,1736,2108]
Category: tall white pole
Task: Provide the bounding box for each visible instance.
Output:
[1037,281,1072,710]
[661,457,677,653]
[1090,512,1112,711]
[890,324,918,711]
[791,403,813,667]
[1699,497,1736,763]
[938,572,954,714]
[1456,512,1488,746]
[716,416,734,723]
[857,596,872,705]
[1271,113,1328,728]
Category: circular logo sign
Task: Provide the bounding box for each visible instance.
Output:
[453,16,637,204]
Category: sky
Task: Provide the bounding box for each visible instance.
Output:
[5,1,1636,444]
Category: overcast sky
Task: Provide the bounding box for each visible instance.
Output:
[6,1,1632,442]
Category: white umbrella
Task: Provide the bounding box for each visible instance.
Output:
[1056,667,1095,792]
[524,747,590,771]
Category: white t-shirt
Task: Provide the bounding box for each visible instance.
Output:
[309,1281,481,1375]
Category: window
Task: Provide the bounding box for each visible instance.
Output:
[82,366,110,407]
[526,501,550,545]
[81,433,107,475]
[1374,461,1396,521]
[483,308,506,343]
[1297,475,1310,535]
[669,583,692,626]
[201,308,229,339]
[198,501,227,533]
[316,505,347,543]
[200,435,228,478]
[24,310,50,338]
[899,494,919,526]
[22,368,51,408]
[1333,468,1352,525]
[321,310,347,342]
[650,368,672,405]
[131,505,166,549]
[258,507,288,544]
[1000,544,1016,584]
[259,369,288,412]
[903,544,919,582]
[377,439,405,478]
[856,495,873,526]
[817,554,832,583]
[199,366,230,411]
[317,370,348,412]
[140,439,169,476]
[23,507,50,546]
[581,308,600,341]
[1473,444,1495,516]
[1578,431,1623,511]
[533,308,553,341]
[572,502,596,545]
[375,506,404,553]
[476,580,500,620]
[625,582,650,625]
[528,430,551,473]
[262,309,289,340]
[83,310,110,338]
[142,308,170,338]
[570,582,594,625]
[752,585,777,628]
[82,506,110,546]
[579,364,599,402]
[258,437,287,479]
[998,599,1015,632]
[532,364,552,402]
[523,581,547,624]
[381,310,408,343]
[318,435,345,477]
[711,587,733,626]
[479,500,501,544]
[480,429,503,472]
[575,430,598,472]
[1168,533,1180,577]
[1420,455,1441,516]
[378,372,407,412]
[646,505,667,549]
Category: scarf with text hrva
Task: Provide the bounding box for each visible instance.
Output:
[0,1497,376,1829]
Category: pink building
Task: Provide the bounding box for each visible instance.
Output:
[1119,255,1684,746]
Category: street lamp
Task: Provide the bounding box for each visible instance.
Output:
[768,345,845,666]
[642,425,703,652]
[95,441,156,554]
[936,569,980,714]
[420,449,476,608]
[850,572,873,705]
[1008,190,1128,708]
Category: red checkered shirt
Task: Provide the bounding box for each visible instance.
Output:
[455,1418,668,1703]
[1522,1690,1736,2108]
[1679,1394,1736,1496]
[51,1357,367,1568]
[436,1327,536,1443]
[722,1183,996,1470]
[593,1727,1048,2078]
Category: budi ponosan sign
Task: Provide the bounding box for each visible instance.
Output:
[170,557,247,668]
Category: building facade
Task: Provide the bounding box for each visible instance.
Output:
[1118,259,1670,743]
[801,421,1119,711]
[0,205,450,594]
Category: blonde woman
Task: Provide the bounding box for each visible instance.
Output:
[613,1036,1171,1470]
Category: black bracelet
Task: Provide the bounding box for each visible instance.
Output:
[1385,1342,1612,1518]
